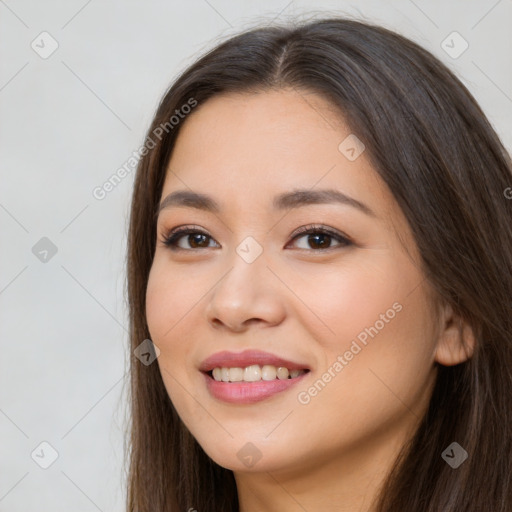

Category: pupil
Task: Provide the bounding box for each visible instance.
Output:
[309,234,330,249]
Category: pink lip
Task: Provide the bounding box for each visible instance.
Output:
[199,349,310,404]
[199,349,310,373]
[202,372,308,404]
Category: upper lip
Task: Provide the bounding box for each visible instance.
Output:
[199,349,310,373]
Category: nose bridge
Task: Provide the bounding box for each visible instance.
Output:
[215,235,269,304]
[235,233,266,266]
[205,234,285,330]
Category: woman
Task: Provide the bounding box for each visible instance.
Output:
[125,17,512,511]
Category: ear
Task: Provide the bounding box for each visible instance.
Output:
[434,302,475,366]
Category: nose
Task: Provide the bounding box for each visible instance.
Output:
[205,248,286,333]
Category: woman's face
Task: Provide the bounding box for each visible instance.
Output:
[146,88,442,476]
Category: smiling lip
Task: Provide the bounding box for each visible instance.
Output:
[199,349,310,404]
[203,372,308,404]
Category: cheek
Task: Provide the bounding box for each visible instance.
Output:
[291,254,405,349]
[292,290,435,452]
[146,259,200,340]
[145,261,198,370]
[145,262,201,419]
[291,253,436,398]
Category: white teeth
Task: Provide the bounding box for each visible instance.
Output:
[261,365,277,381]
[229,367,244,382]
[276,367,289,380]
[210,364,306,382]
[244,365,261,382]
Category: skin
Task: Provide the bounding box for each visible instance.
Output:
[145,88,474,512]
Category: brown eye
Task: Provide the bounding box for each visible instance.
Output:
[161,227,219,250]
[302,233,334,249]
[289,225,352,251]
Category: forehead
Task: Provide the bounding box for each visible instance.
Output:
[162,89,393,220]
[169,88,347,164]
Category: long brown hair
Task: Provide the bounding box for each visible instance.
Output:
[124,17,512,511]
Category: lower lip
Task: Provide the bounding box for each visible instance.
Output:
[203,371,309,404]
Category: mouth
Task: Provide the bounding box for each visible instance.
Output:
[199,350,311,404]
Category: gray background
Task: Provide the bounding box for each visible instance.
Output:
[1,0,510,510]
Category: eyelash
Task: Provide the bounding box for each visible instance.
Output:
[159,224,353,252]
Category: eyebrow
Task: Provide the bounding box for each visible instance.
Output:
[157,188,376,217]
